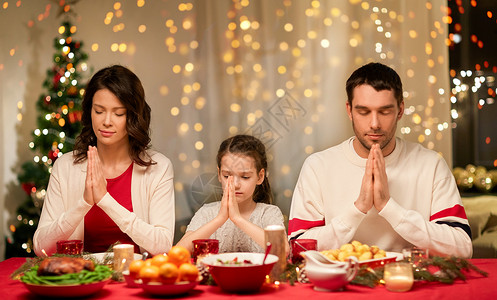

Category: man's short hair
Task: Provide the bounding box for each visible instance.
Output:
[346,62,404,107]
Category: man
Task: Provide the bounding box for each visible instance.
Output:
[288,62,472,258]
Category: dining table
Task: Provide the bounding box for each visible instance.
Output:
[1,257,496,299]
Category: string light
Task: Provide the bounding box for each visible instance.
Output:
[6,1,496,256]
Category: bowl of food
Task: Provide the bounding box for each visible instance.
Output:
[201,252,278,293]
[319,241,403,269]
[123,249,200,295]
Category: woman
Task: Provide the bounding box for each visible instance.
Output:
[33,65,174,256]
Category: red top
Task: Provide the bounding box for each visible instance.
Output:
[84,163,139,253]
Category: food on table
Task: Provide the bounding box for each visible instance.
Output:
[37,257,95,276]
[215,257,255,266]
[138,265,160,283]
[20,257,112,285]
[320,240,387,262]
[178,263,199,282]
[167,245,191,267]
[129,259,146,276]
[130,246,199,284]
[159,263,179,284]
[151,254,169,267]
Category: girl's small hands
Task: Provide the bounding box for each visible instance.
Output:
[227,176,242,223]
[217,176,230,221]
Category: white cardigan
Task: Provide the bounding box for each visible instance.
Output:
[33,150,175,256]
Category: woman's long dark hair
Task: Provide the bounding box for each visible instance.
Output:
[73,65,155,166]
[216,135,273,204]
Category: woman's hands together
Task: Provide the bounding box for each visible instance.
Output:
[83,146,108,205]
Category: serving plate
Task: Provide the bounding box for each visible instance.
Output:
[136,281,199,296]
[22,278,111,298]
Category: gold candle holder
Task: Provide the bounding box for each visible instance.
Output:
[113,244,134,280]
[264,225,287,282]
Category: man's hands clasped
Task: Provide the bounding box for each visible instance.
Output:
[355,144,390,213]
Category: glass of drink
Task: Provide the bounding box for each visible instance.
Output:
[56,240,83,255]
[290,239,317,264]
[192,239,219,263]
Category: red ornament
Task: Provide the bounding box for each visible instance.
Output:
[21,183,35,195]
[44,95,51,105]
[68,111,82,123]
[53,72,62,89]
[49,149,59,161]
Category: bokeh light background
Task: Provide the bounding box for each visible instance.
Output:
[1,0,452,243]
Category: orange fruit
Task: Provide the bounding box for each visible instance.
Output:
[178,263,199,282]
[151,254,169,267]
[144,258,153,267]
[129,259,145,276]
[159,262,179,284]
[167,246,191,267]
[138,265,160,283]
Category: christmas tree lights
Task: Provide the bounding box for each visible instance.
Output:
[6,19,89,258]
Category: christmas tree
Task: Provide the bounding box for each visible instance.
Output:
[6,19,89,258]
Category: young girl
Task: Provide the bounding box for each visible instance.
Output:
[177,134,285,253]
[34,65,175,256]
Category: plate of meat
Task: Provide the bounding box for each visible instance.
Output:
[20,256,112,298]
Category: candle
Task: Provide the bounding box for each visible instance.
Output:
[384,262,414,292]
[264,225,287,282]
[113,244,134,274]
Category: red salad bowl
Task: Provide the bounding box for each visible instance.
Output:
[201,252,279,293]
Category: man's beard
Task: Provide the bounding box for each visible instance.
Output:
[351,120,395,151]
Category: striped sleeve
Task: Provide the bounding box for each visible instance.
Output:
[288,218,326,239]
[430,204,472,239]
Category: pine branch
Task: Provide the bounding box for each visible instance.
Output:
[350,266,383,288]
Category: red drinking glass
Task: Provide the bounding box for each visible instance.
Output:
[192,239,219,263]
[290,239,317,264]
[56,239,83,255]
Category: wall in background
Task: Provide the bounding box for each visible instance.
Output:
[1,0,453,259]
